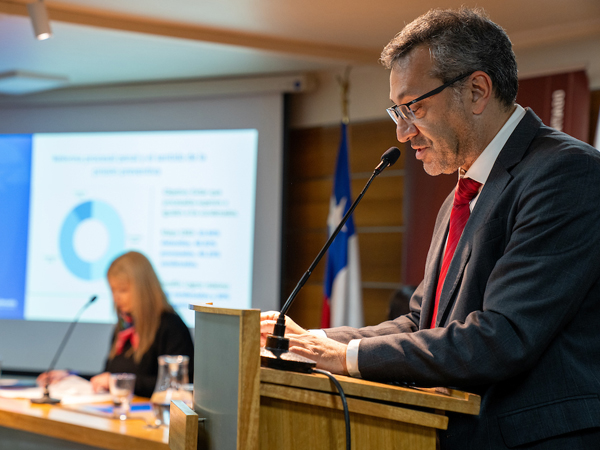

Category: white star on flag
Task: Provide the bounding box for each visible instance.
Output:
[327,196,348,233]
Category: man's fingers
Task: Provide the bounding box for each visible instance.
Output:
[289,344,316,359]
[260,320,276,332]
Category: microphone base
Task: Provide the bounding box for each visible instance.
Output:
[265,333,289,352]
[30,394,61,405]
[260,347,316,373]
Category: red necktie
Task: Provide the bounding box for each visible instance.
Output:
[430,177,482,328]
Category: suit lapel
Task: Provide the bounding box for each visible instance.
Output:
[432,109,542,327]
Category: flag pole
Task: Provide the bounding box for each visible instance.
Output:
[337,66,351,125]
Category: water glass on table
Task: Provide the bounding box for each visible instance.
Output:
[109,373,136,420]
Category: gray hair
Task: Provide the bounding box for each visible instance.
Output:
[381,8,518,109]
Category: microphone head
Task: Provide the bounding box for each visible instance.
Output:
[89,295,98,303]
[381,147,401,167]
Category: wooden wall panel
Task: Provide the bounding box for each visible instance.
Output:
[348,121,406,172]
[287,203,330,230]
[283,120,405,328]
[359,233,403,283]
[352,177,404,227]
[282,230,404,285]
[284,230,328,283]
[287,128,343,179]
[288,121,403,181]
[363,288,398,326]
[286,284,326,329]
[288,177,403,229]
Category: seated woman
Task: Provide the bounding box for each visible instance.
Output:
[38,251,194,398]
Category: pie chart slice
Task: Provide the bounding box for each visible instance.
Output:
[59,200,125,280]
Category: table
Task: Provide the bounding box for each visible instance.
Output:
[0,397,169,450]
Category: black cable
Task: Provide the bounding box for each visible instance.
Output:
[312,368,351,450]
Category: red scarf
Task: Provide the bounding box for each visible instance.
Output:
[114,314,139,355]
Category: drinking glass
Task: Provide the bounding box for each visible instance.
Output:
[109,373,136,420]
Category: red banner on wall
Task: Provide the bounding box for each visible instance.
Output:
[517,70,590,142]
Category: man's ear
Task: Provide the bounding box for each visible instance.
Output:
[469,71,493,115]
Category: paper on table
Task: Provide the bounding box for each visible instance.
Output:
[60,393,113,405]
[0,375,112,403]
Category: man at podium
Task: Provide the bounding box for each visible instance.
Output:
[262,7,600,450]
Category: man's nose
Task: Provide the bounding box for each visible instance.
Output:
[396,120,418,143]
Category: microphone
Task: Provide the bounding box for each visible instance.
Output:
[374,146,401,175]
[31,295,98,404]
[261,147,401,372]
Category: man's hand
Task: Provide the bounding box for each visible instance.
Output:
[288,333,349,375]
[260,311,307,346]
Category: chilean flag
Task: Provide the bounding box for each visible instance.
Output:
[321,123,363,328]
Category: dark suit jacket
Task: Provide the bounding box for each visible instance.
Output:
[325,110,600,449]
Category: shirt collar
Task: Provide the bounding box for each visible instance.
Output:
[463,104,526,184]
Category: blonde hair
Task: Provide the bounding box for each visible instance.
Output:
[107,251,174,363]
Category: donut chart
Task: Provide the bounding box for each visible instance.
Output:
[59,201,125,280]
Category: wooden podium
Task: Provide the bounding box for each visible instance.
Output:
[169,305,480,450]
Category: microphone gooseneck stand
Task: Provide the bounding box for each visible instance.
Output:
[31,295,98,404]
[261,147,401,373]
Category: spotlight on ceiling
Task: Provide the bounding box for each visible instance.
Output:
[27,0,52,40]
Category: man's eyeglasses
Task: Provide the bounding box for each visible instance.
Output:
[386,72,473,125]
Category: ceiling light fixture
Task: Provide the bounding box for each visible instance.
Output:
[27,0,52,40]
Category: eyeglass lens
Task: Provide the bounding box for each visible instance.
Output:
[387,104,414,124]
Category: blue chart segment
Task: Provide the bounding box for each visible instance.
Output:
[59,200,125,280]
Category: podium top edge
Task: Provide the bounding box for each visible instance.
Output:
[189,303,261,316]
[260,367,481,416]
